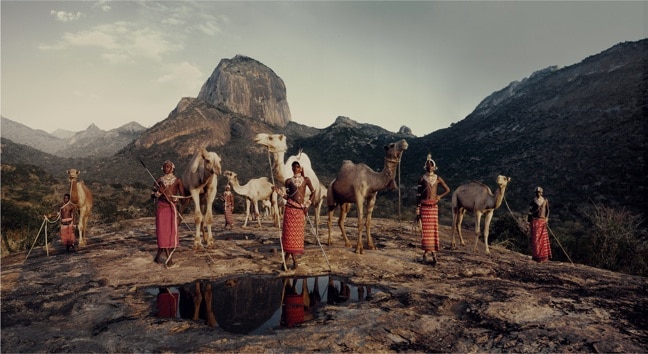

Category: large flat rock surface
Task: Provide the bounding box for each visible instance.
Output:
[2,216,647,352]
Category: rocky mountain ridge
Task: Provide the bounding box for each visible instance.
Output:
[0,117,146,158]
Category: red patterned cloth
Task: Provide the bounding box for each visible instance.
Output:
[157,291,179,318]
[281,294,305,327]
[530,218,551,262]
[420,199,439,252]
[59,220,76,247]
[224,192,234,227]
[156,200,179,249]
[282,200,305,254]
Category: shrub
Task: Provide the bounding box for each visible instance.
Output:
[490,213,529,254]
[580,203,647,275]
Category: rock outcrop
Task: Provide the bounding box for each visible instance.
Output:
[197,55,291,127]
[1,218,646,352]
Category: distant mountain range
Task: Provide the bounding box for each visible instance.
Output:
[0,118,146,158]
[1,39,646,224]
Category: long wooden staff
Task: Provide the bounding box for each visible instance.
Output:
[266,149,288,271]
[138,159,218,268]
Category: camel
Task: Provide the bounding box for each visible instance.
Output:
[66,169,93,247]
[222,170,279,228]
[326,139,409,254]
[254,133,325,231]
[261,199,273,220]
[180,148,222,249]
[451,175,511,255]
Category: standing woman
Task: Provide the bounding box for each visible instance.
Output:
[275,161,315,270]
[152,160,184,267]
[59,193,77,252]
[416,154,451,265]
[222,184,235,230]
[528,186,551,262]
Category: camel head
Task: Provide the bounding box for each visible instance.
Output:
[384,139,409,162]
[201,149,222,175]
[222,170,238,183]
[67,169,81,182]
[496,175,511,188]
[254,133,287,153]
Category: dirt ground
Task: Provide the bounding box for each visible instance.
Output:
[2,214,647,353]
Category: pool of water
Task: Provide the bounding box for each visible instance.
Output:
[146,275,375,335]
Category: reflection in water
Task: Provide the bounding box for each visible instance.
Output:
[156,288,178,318]
[151,275,373,334]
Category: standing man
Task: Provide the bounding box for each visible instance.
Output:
[152,160,184,267]
[528,186,551,262]
[275,161,315,270]
[59,193,77,252]
[416,154,451,265]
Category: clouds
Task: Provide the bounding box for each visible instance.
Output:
[156,61,205,94]
[50,10,82,22]
[39,22,182,64]
[3,1,645,135]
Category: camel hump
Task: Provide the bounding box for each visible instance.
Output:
[471,180,488,188]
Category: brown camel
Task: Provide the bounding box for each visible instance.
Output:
[66,169,93,247]
[254,133,325,231]
[180,148,222,249]
[451,175,511,254]
[223,170,279,228]
[326,139,409,253]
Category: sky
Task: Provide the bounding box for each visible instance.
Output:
[1,1,646,137]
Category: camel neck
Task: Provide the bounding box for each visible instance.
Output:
[493,185,507,209]
[380,157,399,187]
[272,150,287,182]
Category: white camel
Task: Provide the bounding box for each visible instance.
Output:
[254,133,325,230]
[326,139,409,254]
[261,199,273,220]
[223,170,279,228]
[451,175,511,254]
[180,148,222,249]
[66,169,93,247]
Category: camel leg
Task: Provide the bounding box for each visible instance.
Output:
[272,193,280,228]
[77,217,84,247]
[254,200,262,228]
[473,211,483,253]
[355,198,365,254]
[327,207,335,246]
[192,282,202,321]
[365,195,378,250]
[203,284,217,327]
[450,209,457,249]
[339,203,351,248]
[243,199,251,228]
[314,199,323,236]
[273,203,280,228]
[191,191,204,250]
[202,181,217,248]
[78,206,90,247]
[451,208,460,250]
[482,211,494,255]
[453,209,467,249]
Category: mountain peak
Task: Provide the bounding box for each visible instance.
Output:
[196,55,292,127]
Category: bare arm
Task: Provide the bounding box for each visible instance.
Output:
[437,177,451,200]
